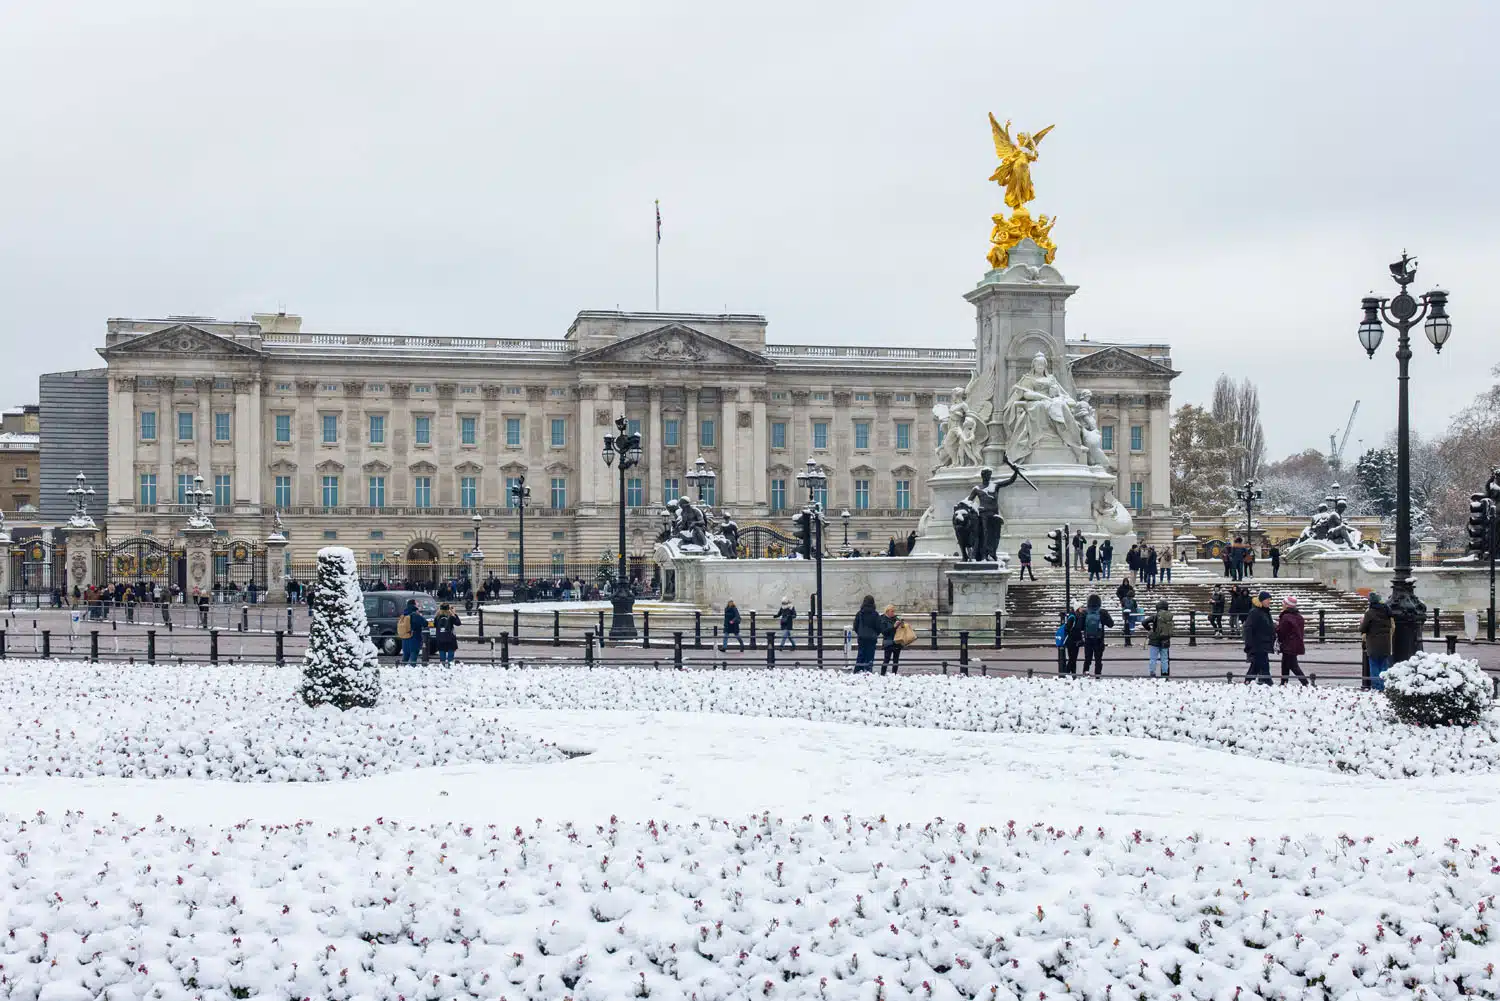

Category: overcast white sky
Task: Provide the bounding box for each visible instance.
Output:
[2,1,1496,460]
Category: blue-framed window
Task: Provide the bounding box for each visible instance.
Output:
[369,415,385,444]
[322,414,338,444]
[626,477,643,507]
[177,412,193,441]
[854,422,870,450]
[771,478,786,511]
[663,478,680,503]
[550,477,567,509]
[415,416,431,445]
[664,419,680,446]
[1101,425,1115,451]
[320,475,339,508]
[550,418,566,448]
[214,474,230,507]
[700,418,716,449]
[506,418,521,447]
[460,476,478,509]
[139,474,156,506]
[812,421,828,450]
[1130,425,1143,451]
[274,475,291,508]
[771,422,786,449]
[895,479,911,510]
[413,476,432,509]
[139,411,157,441]
[274,414,291,442]
[214,412,231,442]
[895,422,911,451]
[176,473,193,504]
[368,476,385,508]
[461,417,477,445]
[505,476,522,508]
[1130,481,1144,510]
[853,479,870,510]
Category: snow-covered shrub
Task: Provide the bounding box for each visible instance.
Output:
[1384,649,1494,726]
[300,546,380,709]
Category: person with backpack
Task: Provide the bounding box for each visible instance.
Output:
[852,594,882,673]
[1081,593,1115,676]
[432,603,462,665]
[1275,595,1309,685]
[1243,589,1276,685]
[777,598,797,649]
[1142,599,1173,677]
[1208,584,1227,638]
[1057,602,1085,675]
[879,604,905,675]
[1360,592,1396,690]
[1159,547,1173,584]
[397,598,428,665]
[720,600,745,652]
[1016,540,1036,581]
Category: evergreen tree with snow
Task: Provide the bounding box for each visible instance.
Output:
[300,546,381,710]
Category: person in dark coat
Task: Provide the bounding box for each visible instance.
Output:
[1016,540,1036,581]
[886,537,897,557]
[1269,545,1282,578]
[432,603,462,665]
[720,600,744,652]
[1115,578,1137,636]
[399,598,428,665]
[1208,584,1226,638]
[1360,593,1396,690]
[906,529,917,556]
[777,597,797,649]
[1059,602,1085,675]
[1126,545,1141,578]
[878,604,903,675]
[1100,539,1114,579]
[1080,593,1115,676]
[1243,589,1276,685]
[1228,584,1251,637]
[852,594,881,673]
[1275,595,1308,685]
[1072,530,1085,569]
[1144,547,1159,591]
[1086,541,1100,581]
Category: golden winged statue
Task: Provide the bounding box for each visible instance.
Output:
[985,113,1059,269]
[988,113,1054,209]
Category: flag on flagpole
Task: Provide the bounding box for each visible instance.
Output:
[655,199,661,244]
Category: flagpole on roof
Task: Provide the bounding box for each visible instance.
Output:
[654,199,661,311]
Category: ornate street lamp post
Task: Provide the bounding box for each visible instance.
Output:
[1235,479,1262,557]
[1357,251,1452,662]
[686,455,716,508]
[510,475,530,591]
[840,509,851,556]
[602,416,643,640]
[796,458,827,663]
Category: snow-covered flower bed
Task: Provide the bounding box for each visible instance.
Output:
[1386,651,1494,727]
[1,810,1496,1000]
[0,663,562,781]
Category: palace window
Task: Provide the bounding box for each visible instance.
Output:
[812,484,827,509]
[320,475,339,508]
[699,418,716,448]
[139,411,156,442]
[177,412,193,441]
[854,421,870,450]
[461,385,478,395]
[413,476,432,509]
[370,529,384,540]
[551,551,567,574]
[275,414,291,443]
[628,418,641,437]
[413,384,431,394]
[854,392,871,402]
[895,421,911,451]
[663,478,680,503]
[626,477,643,507]
[550,418,566,447]
[1130,480,1144,510]
[214,412,232,442]
[1101,425,1115,451]
[275,382,292,392]
[550,387,565,397]
[812,421,829,450]
[895,393,912,403]
[367,383,386,392]
[507,386,522,395]
[323,530,338,540]
[1130,425,1144,451]
[771,391,787,401]
[550,477,567,509]
[507,551,522,574]
[505,476,522,508]
[853,479,870,510]
[415,416,431,445]
[139,474,157,506]
[770,478,786,511]
[368,476,386,508]
[322,414,338,444]
[274,475,291,508]
[895,479,911,510]
[461,416,477,445]
[322,383,339,392]
[771,421,786,449]
[701,481,716,507]
[812,392,828,402]
[663,419,680,447]
[506,417,521,447]
[214,474,231,507]
[460,476,478,509]
[369,415,385,444]
[176,473,193,505]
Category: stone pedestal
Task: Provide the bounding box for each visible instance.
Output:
[945,565,1011,632]
[264,534,288,602]
[183,526,216,601]
[61,526,99,592]
[1174,533,1200,562]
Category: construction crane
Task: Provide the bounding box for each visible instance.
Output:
[1328,401,1360,474]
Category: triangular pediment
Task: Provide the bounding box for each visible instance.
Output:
[1070,346,1177,379]
[574,323,771,368]
[100,323,262,359]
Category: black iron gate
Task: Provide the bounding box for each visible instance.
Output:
[10,538,62,594]
[740,524,805,559]
[102,537,182,594]
[214,539,267,596]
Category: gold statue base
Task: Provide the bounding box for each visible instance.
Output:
[987,205,1056,271]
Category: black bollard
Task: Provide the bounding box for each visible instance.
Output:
[586,631,595,666]
[42,630,50,659]
[1123,616,1132,647]
[673,631,683,669]
[959,631,969,666]
[210,629,219,664]
[275,630,285,665]
[1188,610,1197,646]
[513,608,521,644]
[942,660,948,675]
[694,610,703,649]
[285,607,292,635]
[930,611,939,650]
[500,631,510,667]
[749,611,757,649]
[598,609,606,641]
[643,610,651,649]
[477,608,485,639]
[807,598,815,648]
[766,632,775,667]
[147,630,156,664]
[1433,607,1441,639]
[0,629,5,659]
[553,610,560,647]
[994,610,1003,649]
[1318,608,1326,643]
[421,634,431,664]
[90,630,99,663]
[1446,634,1458,655]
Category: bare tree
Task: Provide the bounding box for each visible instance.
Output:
[1211,374,1266,484]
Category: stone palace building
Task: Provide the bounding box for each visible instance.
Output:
[97,310,1175,576]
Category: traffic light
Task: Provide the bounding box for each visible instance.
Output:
[1468,494,1495,554]
[1044,529,1064,566]
[795,508,813,560]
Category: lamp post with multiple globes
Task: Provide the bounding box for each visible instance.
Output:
[601,416,643,640]
[796,458,827,662]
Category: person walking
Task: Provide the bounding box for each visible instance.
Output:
[1100,539,1114,579]
[398,598,428,665]
[1275,595,1309,685]
[1144,547,1159,591]
[1071,530,1085,570]
[1230,538,1246,582]
[432,603,462,665]
[1159,547,1173,584]
[1360,593,1396,690]
[1086,541,1100,582]
[886,537,897,557]
[1209,584,1227,638]
[1142,599,1173,678]
[1229,584,1251,637]
[852,595,881,673]
[1116,577,1137,637]
[1243,589,1276,685]
[720,600,745,652]
[1126,544,1141,580]
[777,598,797,649]
[878,604,903,675]
[906,529,917,556]
[1222,547,1233,578]
[1269,545,1281,578]
[1081,593,1115,676]
[1060,602,1085,675]
[1244,547,1256,578]
[1017,540,1036,581]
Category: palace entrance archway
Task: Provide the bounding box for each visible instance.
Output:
[405,542,440,584]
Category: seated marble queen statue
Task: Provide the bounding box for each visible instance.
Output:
[1000,352,1087,463]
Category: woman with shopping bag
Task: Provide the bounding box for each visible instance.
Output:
[880,604,912,675]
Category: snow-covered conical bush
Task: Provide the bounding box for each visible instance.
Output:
[1383,650,1493,727]
[300,546,380,710]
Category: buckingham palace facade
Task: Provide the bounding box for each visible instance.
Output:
[96,309,1176,571]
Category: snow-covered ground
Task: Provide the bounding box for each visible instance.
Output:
[3,662,1499,999]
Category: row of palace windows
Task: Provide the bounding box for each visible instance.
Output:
[140,411,571,450]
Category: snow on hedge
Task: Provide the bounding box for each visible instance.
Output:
[1386,650,1495,727]
[300,545,381,710]
[1,810,1496,1000]
[0,663,561,781]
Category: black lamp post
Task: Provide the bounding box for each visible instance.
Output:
[686,454,716,508]
[840,509,851,556]
[602,416,643,639]
[1358,251,1452,662]
[796,458,827,662]
[1235,479,1262,556]
[510,475,530,589]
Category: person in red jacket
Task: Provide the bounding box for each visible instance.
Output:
[1275,595,1309,686]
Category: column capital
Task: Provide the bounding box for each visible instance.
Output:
[342,380,365,397]
[390,381,411,400]
[482,384,503,400]
[113,375,137,393]
[435,383,457,400]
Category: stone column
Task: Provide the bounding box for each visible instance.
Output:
[685,387,699,463]
[1148,393,1171,509]
[157,382,173,510]
[720,391,737,504]
[647,387,662,505]
[1113,395,1129,507]
[790,390,809,463]
[248,378,263,510]
[182,525,216,601]
[196,379,212,488]
[483,385,502,506]
[111,377,135,507]
[751,388,769,507]
[233,381,252,504]
[436,383,456,505]
[579,385,600,506]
